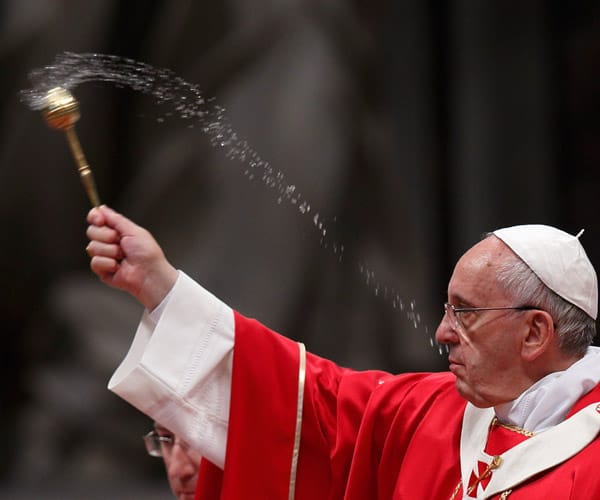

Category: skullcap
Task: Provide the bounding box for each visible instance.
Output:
[493,225,597,319]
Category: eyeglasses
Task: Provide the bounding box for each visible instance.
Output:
[143,430,181,458]
[443,302,539,331]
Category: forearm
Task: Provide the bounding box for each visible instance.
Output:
[108,271,234,468]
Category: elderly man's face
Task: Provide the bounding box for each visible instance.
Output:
[435,236,532,408]
[154,425,203,500]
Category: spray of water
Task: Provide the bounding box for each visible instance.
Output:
[22,52,442,352]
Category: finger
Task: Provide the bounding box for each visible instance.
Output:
[86,241,124,260]
[87,224,120,244]
[87,206,106,226]
[90,255,120,275]
[100,205,144,236]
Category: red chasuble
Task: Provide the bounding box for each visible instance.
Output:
[195,312,600,499]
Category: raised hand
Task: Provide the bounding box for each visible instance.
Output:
[86,205,178,310]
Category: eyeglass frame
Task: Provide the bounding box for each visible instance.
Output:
[143,429,182,458]
[443,302,542,331]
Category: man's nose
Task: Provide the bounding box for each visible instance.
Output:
[168,443,198,479]
[435,313,459,345]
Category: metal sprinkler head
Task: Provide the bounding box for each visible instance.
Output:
[41,86,101,207]
[42,86,81,130]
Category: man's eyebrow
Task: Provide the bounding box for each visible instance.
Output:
[153,424,171,433]
[449,293,473,307]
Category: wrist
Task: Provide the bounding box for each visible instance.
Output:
[141,264,178,311]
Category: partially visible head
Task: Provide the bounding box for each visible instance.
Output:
[144,424,202,500]
[436,224,597,408]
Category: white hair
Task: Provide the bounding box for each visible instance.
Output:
[489,234,596,357]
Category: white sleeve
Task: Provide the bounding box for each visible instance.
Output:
[108,271,234,469]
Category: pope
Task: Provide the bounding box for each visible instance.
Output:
[86,205,600,499]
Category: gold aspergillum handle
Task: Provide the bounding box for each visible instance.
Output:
[65,127,101,207]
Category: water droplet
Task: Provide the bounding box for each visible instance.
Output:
[21,52,436,359]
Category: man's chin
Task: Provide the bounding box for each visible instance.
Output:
[453,379,475,403]
[454,382,495,408]
[453,379,468,400]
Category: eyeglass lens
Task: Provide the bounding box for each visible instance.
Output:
[443,303,459,329]
[144,431,174,458]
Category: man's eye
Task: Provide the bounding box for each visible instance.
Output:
[458,311,476,325]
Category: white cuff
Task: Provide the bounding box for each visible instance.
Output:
[108,271,234,468]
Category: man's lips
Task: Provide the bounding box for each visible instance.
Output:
[177,492,196,500]
[448,358,462,370]
[175,485,197,499]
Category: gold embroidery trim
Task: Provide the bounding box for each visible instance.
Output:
[449,455,502,500]
[450,417,531,499]
[449,480,462,500]
[288,342,306,500]
[491,417,535,437]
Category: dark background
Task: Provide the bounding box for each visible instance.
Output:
[1,1,599,498]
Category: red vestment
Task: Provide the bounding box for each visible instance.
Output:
[195,312,600,499]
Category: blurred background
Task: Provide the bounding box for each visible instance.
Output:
[1,0,599,498]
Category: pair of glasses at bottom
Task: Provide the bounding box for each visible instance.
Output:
[143,430,179,458]
[443,302,540,331]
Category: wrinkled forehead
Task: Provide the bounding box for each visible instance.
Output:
[458,235,510,267]
[449,236,513,299]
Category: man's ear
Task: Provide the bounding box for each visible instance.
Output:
[521,310,554,362]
